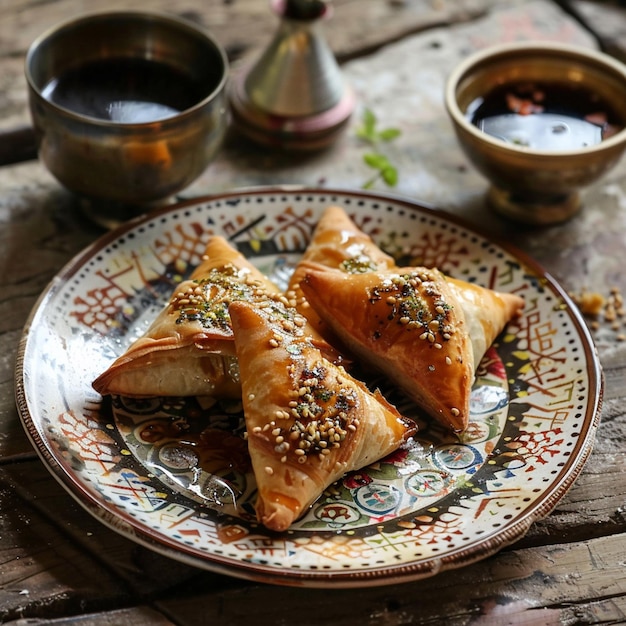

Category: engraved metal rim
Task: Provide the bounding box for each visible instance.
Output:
[444,40,626,157]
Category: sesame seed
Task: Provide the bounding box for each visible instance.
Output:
[451,407,460,416]
[264,466,274,475]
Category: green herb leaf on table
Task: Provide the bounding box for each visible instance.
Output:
[356,108,401,190]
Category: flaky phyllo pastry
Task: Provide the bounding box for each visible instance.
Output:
[93,205,525,531]
[92,236,275,398]
[301,266,524,432]
[286,205,396,336]
[228,299,415,532]
[93,235,338,399]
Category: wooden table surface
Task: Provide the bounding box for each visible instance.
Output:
[2,0,626,624]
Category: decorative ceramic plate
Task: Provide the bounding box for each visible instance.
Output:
[15,188,602,587]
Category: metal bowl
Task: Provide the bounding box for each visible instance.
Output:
[25,11,229,225]
[445,42,626,224]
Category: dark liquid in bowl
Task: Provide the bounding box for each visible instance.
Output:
[42,57,208,123]
[468,81,624,150]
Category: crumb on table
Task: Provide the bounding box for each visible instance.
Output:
[570,286,625,341]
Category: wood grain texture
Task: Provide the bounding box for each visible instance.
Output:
[1,0,625,623]
[0,0,491,132]
[153,533,626,625]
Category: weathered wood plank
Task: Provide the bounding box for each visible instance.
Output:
[0,0,492,133]
[0,464,132,621]
[0,0,492,60]
[566,0,626,62]
[4,607,176,626]
[154,532,626,626]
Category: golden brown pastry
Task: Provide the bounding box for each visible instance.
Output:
[446,277,524,371]
[286,205,396,336]
[300,266,524,432]
[92,236,285,398]
[228,299,415,532]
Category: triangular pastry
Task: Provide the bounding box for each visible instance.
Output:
[446,277,525,371]
[300,266,524,432]
[228,299,415,532]
[286,205,396,335]
[93,236,284,398]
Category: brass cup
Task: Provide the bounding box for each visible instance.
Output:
[445,42,626,225]
[25,11,229,227]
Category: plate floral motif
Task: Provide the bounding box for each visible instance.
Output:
[15,188,602,587]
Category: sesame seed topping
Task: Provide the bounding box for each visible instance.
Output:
[169,263,287,331]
